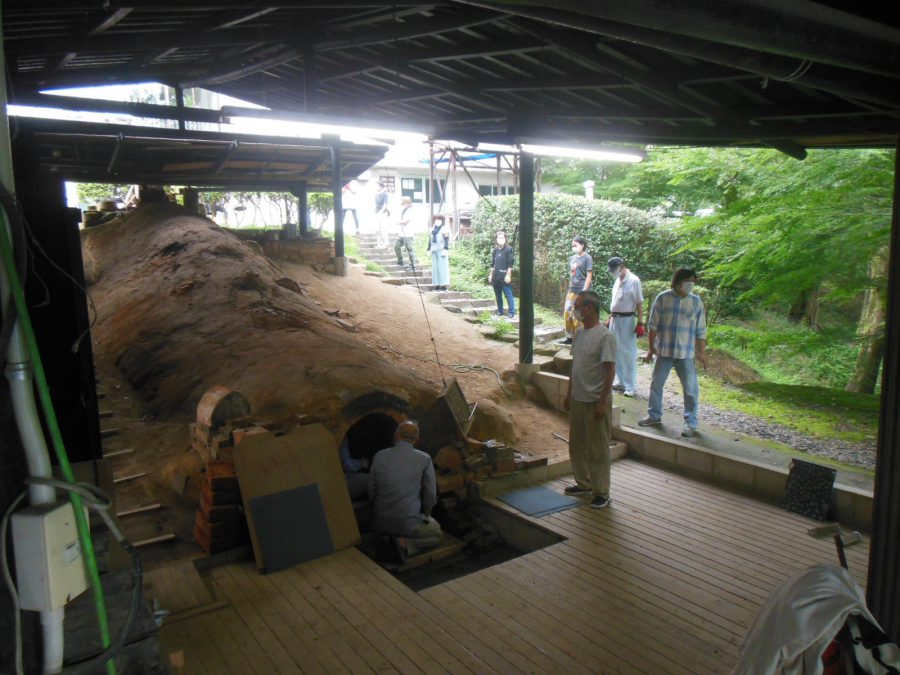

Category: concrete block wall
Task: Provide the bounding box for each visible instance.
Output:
[615,425,873,532]
[262,238,334,265]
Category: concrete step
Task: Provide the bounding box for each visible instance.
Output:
[440,298,496,310]
[426,291,470,300]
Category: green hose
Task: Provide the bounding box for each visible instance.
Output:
[0,210,115,675]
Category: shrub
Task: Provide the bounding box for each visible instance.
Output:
[472,194,682,308]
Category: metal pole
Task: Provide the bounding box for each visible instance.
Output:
[452,149,459,241]
[518,151,535,365]
[429,141,435,224]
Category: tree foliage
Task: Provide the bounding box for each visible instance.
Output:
[76,183,129,206]
[678,149,893,311]
[542,147,746,214]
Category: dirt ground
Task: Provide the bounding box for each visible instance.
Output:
[88,206,571,569]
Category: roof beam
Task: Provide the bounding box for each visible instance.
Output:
[312,9,503,52]
[179,48,300,88]
[503,0,900,79]
[456,3,900,108]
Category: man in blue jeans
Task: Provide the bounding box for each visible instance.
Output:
[639,268,708,437]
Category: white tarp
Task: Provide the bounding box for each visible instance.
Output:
[732,564,899,675]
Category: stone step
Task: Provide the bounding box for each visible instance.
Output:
[426,291,470,300]
[382,276,436,286]
[440,298,496,310]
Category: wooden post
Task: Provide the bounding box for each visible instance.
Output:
[518,151,535,365]
[175,86,186,131]
[868,139,900,641]
[292,181,308,237]
[330,143,346,274]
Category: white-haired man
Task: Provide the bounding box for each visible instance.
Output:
[368,419,441,559]
[563,290,617,509]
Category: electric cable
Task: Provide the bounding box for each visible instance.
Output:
[0,207,116,675]
[0,181,98,357]
[1,491,28,675]
[378,341,509,391]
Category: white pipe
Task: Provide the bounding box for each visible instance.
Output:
[40,608,65,675]
[0,11,65,675]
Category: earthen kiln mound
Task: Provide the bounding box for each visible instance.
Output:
[82,204,438,424]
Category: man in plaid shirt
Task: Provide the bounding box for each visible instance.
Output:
[638,268,708,437]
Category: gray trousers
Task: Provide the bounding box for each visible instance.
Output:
[394,236,415,265]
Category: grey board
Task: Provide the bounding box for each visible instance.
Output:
[250,484,334,573]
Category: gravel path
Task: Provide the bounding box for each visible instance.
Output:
[630,363,877,471]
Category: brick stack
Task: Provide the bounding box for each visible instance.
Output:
[193,460,248,554]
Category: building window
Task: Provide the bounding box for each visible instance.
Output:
[478,185,518,196]
[378,176,396,193]
[401,177,447,204]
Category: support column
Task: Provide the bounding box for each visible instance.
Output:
[518,151,535,365]
[293,181,309,237]
[330,143,347,276]
[868,140,900,640]
[175,85,186,131]
[11,134,102,463]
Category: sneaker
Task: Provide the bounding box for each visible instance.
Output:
[496,310,505,316]
[590,495,611,509]
[623,391,636,398]
[612,384,626,393]
[638,416,661,426]
[557,337,573,345]
[681,428,698,438]
[508,312,515,318]
[564,484,591,495]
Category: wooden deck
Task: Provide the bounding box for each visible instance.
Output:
[158,459,870,674]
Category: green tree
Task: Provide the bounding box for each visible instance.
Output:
[77,183,128,207]
[308,193,333,227]
[541,147,745,214]
[677,148,893,392]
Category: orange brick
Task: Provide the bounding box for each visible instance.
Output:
[205,460,239,491]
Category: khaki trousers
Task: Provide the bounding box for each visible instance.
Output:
[568,398,612,498]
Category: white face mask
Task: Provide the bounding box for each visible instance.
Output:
[573,309,584,322]
[609,267,620,278]
[681,281,695,293]
[572,245,582,253]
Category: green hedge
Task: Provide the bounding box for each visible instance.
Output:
[472,194,682,308]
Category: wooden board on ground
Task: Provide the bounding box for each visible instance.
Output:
[387,532,466,572]
[233,424,360,571]
[144,561,214,615]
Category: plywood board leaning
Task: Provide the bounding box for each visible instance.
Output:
[234,424,360,570]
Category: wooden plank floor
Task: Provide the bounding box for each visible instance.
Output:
[159,459,869,674]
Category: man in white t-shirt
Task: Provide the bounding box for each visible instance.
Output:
[607,256,644,397]
[563,290,617,509]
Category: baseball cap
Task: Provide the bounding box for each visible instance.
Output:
[607,256,624,270]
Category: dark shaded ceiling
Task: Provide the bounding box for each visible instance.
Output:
[3,0,900,157]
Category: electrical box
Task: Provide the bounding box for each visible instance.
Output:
[11,501,90,612]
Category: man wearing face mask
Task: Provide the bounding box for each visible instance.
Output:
[560,236,593,346]
[639,268,708,437]
[607,256,644,397]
